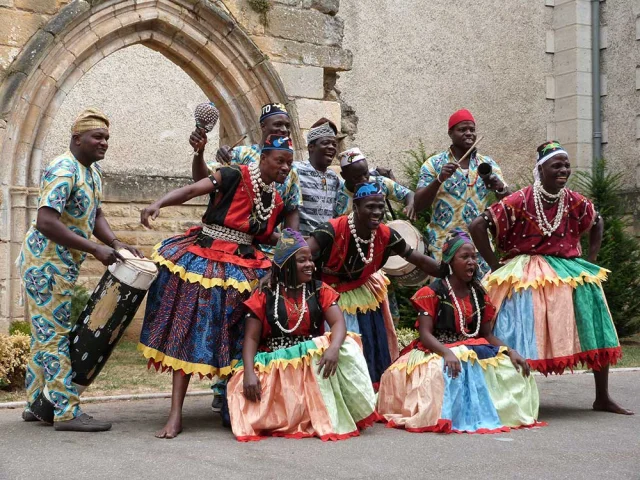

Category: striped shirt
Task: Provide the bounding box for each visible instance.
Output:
[294,160,342,236]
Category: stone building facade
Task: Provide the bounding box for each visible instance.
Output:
[0,0,639,332]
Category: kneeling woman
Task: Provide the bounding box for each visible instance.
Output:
[228,229,377,442]
[378,229,542,434]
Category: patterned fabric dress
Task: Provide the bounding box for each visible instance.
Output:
[417,150,505,275]
[138,165,284,378]
[311,217,409,386]
[378,280,542,434]
[17,152,103,421]
[483,186,621,374]
[228,281,377,441]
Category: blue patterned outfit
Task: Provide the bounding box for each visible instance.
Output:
[417,150,504,275]
[17,151,103,422]
[334,175,411,217]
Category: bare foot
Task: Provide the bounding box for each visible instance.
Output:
[593,398,634,415]
[155,414,183,439]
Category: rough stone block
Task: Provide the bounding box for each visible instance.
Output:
[272,62,324,99]
[0,11,48,47]
[7,29,54,77]
[636,67,640,90]
[636,16,640,40]
[302,0,339,16]
[554,71,591,98]
[106,218,147,232]
[636,115,640,140]
[601,120,608,145]
[266,5,343,46]
[0,46,20,80]
[552,0,590,29]
[545,30,554,53]
[0,0,14,7]
[224,0,265,36]
[553,48,591,75]
[15,0,57,14]
[100,203,131,217]
[554,24,591,52]
[554,95,592,122]
[294,98,340,129]
[250,35,352,71]
[44,0,90,36]
[545,76,555,99]
[600,25,607,49]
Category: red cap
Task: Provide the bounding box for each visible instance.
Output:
[448,109,475,130]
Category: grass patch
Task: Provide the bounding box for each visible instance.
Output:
[0,339,211,404]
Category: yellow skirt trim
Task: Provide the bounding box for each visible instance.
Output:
[151,248,257,293]
[388,345,510,375]
[337,271,390,315]
[137,343,238,378]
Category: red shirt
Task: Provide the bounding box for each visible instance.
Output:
[487,186,597,260]
[244,282,340,339]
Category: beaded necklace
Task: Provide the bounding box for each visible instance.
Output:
[249,162,276,222]
[532,180,567,237]
[444,276,481,338]
[347,212,376,264]
[273,282,307,334]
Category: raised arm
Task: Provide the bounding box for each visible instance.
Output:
[414,162,458,213]
[242,316,263,402]
[141,173,218,227]
[469,215,500,272]
[190,128,210,182]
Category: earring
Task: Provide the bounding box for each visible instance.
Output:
[448,264,453,275]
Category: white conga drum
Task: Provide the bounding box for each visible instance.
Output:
[30,249,158,423]
[383,220,430,286]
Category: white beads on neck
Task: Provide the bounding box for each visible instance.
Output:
[348,212,376,264]
[445,276,481,338]
[249,162,276,222]
[533,180,567,237]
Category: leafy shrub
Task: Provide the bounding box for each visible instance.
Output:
[9,320,30,336]
[573,160,640,337]
[70,285,91,326]
[0,333,30,390]
[396,327,419,351]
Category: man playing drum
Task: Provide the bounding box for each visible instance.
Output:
[414,109,510,275]
[18,108,142,432]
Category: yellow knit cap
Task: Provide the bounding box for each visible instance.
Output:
[71,107,110,135]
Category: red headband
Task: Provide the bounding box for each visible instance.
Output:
[448,109,475,130]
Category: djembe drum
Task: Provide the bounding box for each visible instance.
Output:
[30,249,158,423]
[382,220,430,286]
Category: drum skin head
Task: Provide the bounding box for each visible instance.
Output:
[383,220,428,286]
[116,248,158,273]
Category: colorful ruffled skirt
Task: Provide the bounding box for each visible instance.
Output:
[378,338,542,433]
[138,229,267,378]
[337,271,398,387]
[228,334,378,441]
[485,255,621,375]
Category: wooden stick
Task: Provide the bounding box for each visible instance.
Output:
[452,135,484,165]
[230,134,247,149]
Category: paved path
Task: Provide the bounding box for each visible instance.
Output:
[1,372,639,480]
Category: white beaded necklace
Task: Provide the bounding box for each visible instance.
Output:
[249,162,276,222]
[445,276,481,338]
[273,282,307,334]
[348,212,376,264]
[533,180,567,237]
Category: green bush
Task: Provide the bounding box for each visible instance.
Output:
[70,285,91,326]
[9,320,30,336]
[573,159,640,337]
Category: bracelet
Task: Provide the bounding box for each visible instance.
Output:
[495,184,509,195]
[108,238,119,247]
[209,175,221,193]
[437,173,445,184]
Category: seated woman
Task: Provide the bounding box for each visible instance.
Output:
[227,229,377,442]
[377,229,543,434]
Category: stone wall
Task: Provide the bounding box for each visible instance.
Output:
[0,0,353,332]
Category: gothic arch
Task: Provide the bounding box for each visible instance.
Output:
[0,0,301,326]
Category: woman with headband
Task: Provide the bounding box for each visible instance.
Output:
[138,135,294,438]
[227,229,377,442]
[377,228,541,434]
[470,141,632,415]
[308,182,441,388]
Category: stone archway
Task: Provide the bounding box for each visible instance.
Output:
[0,0,302,329]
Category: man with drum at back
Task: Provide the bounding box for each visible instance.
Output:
[414,109,510,275]
[18,108,142,432]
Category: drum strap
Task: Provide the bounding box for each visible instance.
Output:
[201,223,254,246]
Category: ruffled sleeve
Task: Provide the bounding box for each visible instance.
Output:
[575,192,598,235]
[487,189,527,243]
[243,289,270,338]
[410,286,439,328]
[318,283,340,311]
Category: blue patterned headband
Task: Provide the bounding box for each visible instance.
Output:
[354,182,384,201]
[273,228,308,268]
